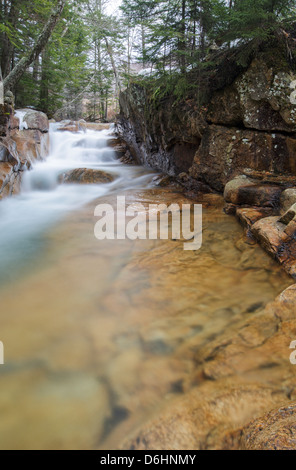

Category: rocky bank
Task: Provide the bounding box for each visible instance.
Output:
[115,36,296,449]
[0,105,50,199]
[118,38,296,191]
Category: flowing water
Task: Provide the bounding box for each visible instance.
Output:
[0,125,292,449]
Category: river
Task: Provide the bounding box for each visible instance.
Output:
[0,124,291,449]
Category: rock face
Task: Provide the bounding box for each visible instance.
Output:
[118,39,296,192]
[0,108,50,200]
[59,168,115,184]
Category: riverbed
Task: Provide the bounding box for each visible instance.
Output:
[0,125,292,449]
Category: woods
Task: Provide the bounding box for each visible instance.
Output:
[1,0,296,119]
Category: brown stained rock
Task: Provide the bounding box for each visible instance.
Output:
[251,216,285,259]
[281,189,296,213]
[9,129,50,165]
[243,169,296,185]
[120,382,288,450]
[251,216,296,277]
[224,175,282,207]
[58,121,110,133]
[107,138,127,159]
[236,207,274,230]
[241,403,296,450]
[59,168,115,184]
[279,203,296,225]
[189,126,296,192]
[84,122,110,131]
[0,162,19,199]
[9,115,20,130]
[58,122,80,133]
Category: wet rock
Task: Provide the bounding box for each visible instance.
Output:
[84,122,110,131]
[59,168,115,184]
[241,403,296,450]
[281,189,296,213]
[120,152,135,165]
[194,283,296,384]
[251,217,286,259]
[17,109,49,133]
[251,214,296,271]
[0,162,16,199]
[57,121,80,133]
[279,203,296,225]
[224,175,282,207]
[107,138,127,159]
[121,382,287,450]
[78,119,87,132]
[236,207,275,230]
[223,203,237,215]
[152,175,175,187]
[9,129,50,165]
[58,121,110,133]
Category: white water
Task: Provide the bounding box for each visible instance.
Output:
[0,124,155,282]
[14,110,28,130]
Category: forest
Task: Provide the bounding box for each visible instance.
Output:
[1,0,296,120]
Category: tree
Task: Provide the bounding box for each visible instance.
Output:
[3,0,67,92]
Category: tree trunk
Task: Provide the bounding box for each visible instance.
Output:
[39,49,49,113]
[1,0,19,78]
[104,37,121,92]
[180,0,186,74]
[4,0,67,92]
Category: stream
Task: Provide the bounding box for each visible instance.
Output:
[0,124,292,449]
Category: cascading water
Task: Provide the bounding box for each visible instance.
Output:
[0,124,155,282]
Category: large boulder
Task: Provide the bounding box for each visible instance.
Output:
[15,109,49,133]
[224,175,282,207]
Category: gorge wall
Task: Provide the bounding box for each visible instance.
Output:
[0,105,50,199]
[117,39,296,193]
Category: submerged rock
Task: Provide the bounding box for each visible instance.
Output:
[120,283,296,450]
[241,403,296,450]
[59,168,115,184]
